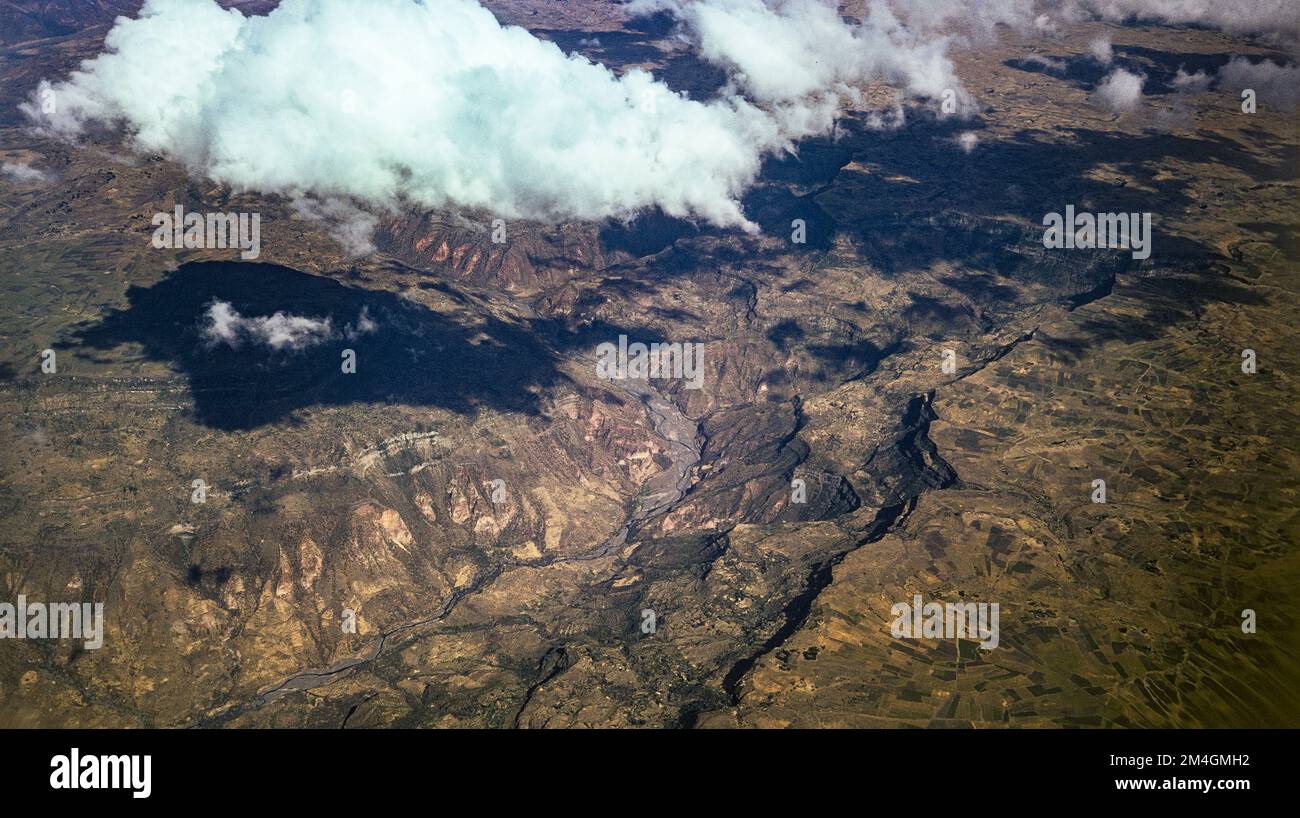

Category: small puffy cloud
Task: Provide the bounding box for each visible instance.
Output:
[889,1,1300,47]
[1094,67,1145,112]
[1020,52,1067,72]
[1,161,48,183]
[1087,34,1113,64]
[1171,68,1213,92]
[899,1,1300,48]
[202,301,334,351]
[354,307,377,336]
[1216,56,1300,110]
[201,300,375,352]
[1166,57,1300,111]
[290,196,380,257]
[880,0,1041,41]
[864,99,908,130]
[956,131,979,152]
[1076,0,1300,45]
[633,0,975,119]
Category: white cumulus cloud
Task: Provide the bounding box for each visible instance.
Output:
[1088,33,1113,64]
[290,197,381,257]
[637,0,970,105]
[1076,1,1300,45]
[1216,56,1300,110]
[201,300,376,351]
[22,0,1293,237]
[23,0,803,230]
[1171,67,1213,91]
[0,161,49,183]
[1094,67,1145,112]
[23,0,981,233]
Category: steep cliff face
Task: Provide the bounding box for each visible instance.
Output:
[375,213,617,295]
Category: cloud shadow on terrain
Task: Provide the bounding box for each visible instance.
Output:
[69,261,656,430]
[616,97,1288,366]
[816,110,1292,282]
